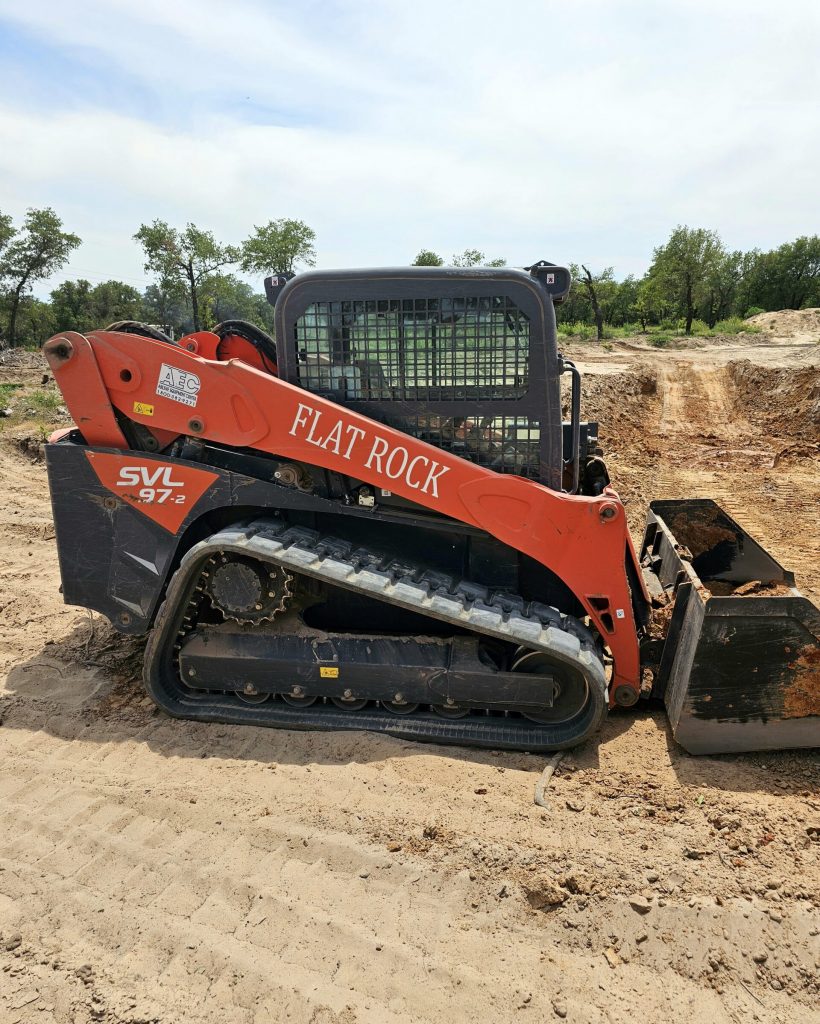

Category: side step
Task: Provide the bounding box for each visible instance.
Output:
[641,499,820,754]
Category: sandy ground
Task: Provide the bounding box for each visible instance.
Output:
[1,317,818,1024]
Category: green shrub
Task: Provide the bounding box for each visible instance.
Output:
[744,306,765,318]
[557,321,596,341]
[650,332,672,348]
[0,383,23,407]
[713,317,761,335]
[24,389,62,414]
[599,324,635,340]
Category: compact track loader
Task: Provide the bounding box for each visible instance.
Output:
[41,263,819,754]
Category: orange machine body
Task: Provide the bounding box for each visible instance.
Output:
[44,329,648,701]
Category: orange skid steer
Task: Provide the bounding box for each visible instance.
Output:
[41,264,819,753]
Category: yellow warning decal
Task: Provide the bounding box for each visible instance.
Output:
[133,401,154,417]
[320,666,339,678]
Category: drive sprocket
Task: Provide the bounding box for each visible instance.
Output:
[206,554,292,625]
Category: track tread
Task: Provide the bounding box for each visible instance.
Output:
[144,519,608,752]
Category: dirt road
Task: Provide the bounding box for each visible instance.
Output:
[1,322,818,1024]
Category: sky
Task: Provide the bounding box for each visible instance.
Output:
[0,0,818,297]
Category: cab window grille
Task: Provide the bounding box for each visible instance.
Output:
[380,414,543,479]
[294,296,530,401]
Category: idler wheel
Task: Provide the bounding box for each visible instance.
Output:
[282,688,318,708]
[511,650,590,726]
[236,688,270,705]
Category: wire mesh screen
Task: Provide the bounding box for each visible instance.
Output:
[379,414,543,478]
[294,296,530,402]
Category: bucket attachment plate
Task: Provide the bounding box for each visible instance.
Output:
[641,499,819,755]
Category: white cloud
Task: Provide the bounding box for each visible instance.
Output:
[0,0,817,294]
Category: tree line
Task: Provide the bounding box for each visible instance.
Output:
[0,211,316,348]
[0,207,817,348]
[414,229,820,340]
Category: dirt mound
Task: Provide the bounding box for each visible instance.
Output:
[576,365,659,451]
[567,366,662,535]
[725,360,820,439]
[745,308,820,340]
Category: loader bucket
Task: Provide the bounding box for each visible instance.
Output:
[640,499,819,755]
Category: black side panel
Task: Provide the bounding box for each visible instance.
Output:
[179,632,558,708]
[44,441,352,633]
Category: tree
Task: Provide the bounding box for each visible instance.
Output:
[634,276,669,332]
[701,250,749,327]
[412,249,444,267]
[0,208,80,347]
[140,280,188,338]
[240,219,316,277]
[451,249,506,268]
[739,236,820,312]
[91,280,143,325]
[199,273,275,332]
[50,279,94,333]
[134,221,240,332]
[606,274,640,328]
[51,279,144,333]
[554,273,591,326]
[578,265,615,341]
[645,226,725,334]
[0,210,14,343]
[0,212,14,258]
[557,263,619,336]
[15,297,56,349]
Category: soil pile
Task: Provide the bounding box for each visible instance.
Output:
[745,307,820,340]
[575,366,659,453]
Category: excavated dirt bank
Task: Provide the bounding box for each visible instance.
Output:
[1,334,818,1024]
[725,360,820,439]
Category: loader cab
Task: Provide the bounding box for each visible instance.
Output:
[267,265,573,492]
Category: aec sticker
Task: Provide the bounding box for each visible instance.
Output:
[156,363,201,407]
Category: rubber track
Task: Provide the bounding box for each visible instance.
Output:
[144,519,608,752]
